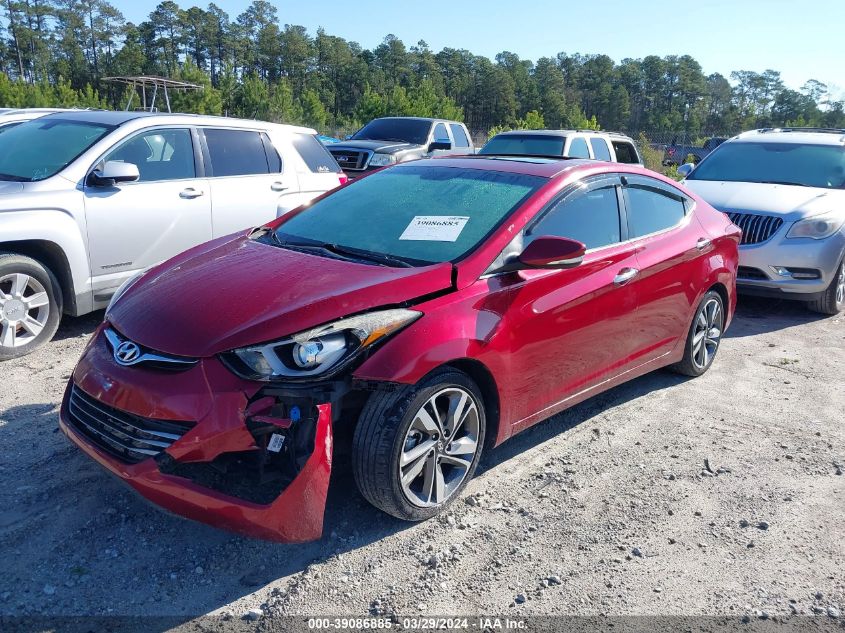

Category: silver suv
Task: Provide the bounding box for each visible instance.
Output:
[0,111,344,359]
[479,129,643,164]
[680,128,845,314]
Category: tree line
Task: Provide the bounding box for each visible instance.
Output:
[1,0,843,138]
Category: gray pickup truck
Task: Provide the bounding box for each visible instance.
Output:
[327,117,474,177]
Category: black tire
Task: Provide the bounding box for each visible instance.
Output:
[0,252,63,361]
[670,289,724,377]
[807,255,845,316]
[352,368,486,521]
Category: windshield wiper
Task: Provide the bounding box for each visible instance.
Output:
[756,180,809,187]
[322,243,414,268]
[0,173,29,182]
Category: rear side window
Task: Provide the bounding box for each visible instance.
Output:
[612,141,640,164]
[529,184,621,249]
[625,183,686,237]
[567,137,590,159]
[204,128,269,177]
[291,133,341,173]
[450,124,470,148]
[590,138,612,161]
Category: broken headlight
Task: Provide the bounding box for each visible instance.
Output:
[222,309,422,381]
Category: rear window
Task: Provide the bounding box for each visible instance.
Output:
[292,133,340,173]
[480,134,564,156]
[612,141,640,164]
[204,128,269,177]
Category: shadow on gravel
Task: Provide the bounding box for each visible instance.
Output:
[726,296,831,338]
[52,310,104,343]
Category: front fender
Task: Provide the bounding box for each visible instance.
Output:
[0,208,91,314]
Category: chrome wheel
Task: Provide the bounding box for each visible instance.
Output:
[399,387,480,508]
[0,272,51,349]
[836,259,845,308]
[692,297,722,370]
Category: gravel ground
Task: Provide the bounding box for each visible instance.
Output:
[0,297,843,623]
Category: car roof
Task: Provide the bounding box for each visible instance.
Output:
[424,155,599,178]
[490,129,633,140]
[27,110,317,134]
[373,116,456,124]
[733,128,845,146]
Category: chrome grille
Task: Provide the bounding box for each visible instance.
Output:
[726,212,783,245]
[67,385,194,464]
[328,148,369,171]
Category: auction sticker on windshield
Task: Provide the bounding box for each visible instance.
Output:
[400,216,469,242]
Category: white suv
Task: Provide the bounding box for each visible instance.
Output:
[680,128,845,314]
[479,129,643,164]
[0,111,345,358]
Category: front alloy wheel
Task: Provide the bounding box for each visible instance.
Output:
[0,253,63,361]
[808,256,845,315]
[352,368,486,521]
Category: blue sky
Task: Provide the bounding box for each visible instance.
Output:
[121,0,845,97]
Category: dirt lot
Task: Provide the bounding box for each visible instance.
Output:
[0,297,843,623]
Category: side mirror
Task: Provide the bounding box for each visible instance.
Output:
[89,161,140,186]
[677,163,694,178]
[518,236,586,269]
[429,140,452,152]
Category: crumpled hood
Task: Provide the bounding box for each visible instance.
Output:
[330,140,419,154]
[108,235,454,357]
[683,180,841,221]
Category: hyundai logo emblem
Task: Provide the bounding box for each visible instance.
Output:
[114,340,142,365]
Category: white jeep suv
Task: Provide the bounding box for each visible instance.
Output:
[680,128,845,314]
[0,110,344,359]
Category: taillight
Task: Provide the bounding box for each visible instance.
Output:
[338,173,348,186]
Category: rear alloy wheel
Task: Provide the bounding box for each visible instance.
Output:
[0,253,63,361]
[671,290,724,377]
[352,368,486,521]
[807,256,845,315]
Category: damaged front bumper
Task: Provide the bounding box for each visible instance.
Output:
[58,324,345,543]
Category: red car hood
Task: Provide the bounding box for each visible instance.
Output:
[108,235,454,357]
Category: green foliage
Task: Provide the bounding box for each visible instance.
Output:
[0,0,841,137]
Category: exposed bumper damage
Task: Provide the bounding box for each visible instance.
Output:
[58,325,340,542]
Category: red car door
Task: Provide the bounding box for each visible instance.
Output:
[498,176,645,428]
[622,175,707,361]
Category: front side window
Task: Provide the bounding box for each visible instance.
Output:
[274,164,545,264]
[433,123,450,143]
[688,141,845,189]
[567,137,590,159]
[625,182,687,237]
[590,138,612,161]
[480,134,565,156]
[103,128,195,182]
[204,128,269,177]
[0,118,114,182]
[529,184,621,249]
[450,124,470,148]
[350,118,432,145]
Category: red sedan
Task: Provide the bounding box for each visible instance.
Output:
[60,156,740,542]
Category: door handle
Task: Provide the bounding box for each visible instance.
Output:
[179,188,204,199]
[613,267,639,285]
[696,237,711,250]
[271,182,289,192]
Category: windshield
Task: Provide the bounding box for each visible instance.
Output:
[273,164,545,265]
[689,141,845,189]
[351,118,432,145]
[480,134,566,157]
[0,118,114,181]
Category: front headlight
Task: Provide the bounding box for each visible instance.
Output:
[368,153,397,167]
[106,270,146,314]
[223,308,422,381]
[786,211,845,240]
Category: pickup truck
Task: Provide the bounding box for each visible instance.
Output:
[327,117,474,177]
[663,137,728,166]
